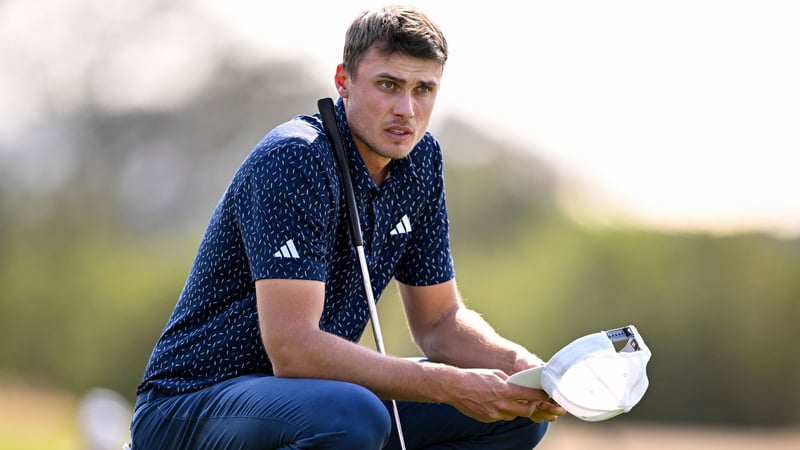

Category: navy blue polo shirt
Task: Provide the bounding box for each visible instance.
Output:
[138,98,455,395]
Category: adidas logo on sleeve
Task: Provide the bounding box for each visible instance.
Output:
[273,239,300,258]
[389,215,412,236]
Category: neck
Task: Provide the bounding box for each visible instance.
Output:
[354,143,391,185]
[368,164,390,185]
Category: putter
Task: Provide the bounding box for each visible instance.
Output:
[318,97,407,450]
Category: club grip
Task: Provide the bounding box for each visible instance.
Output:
[317,98,364,247]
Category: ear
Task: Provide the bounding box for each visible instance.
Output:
[334,64,349,98]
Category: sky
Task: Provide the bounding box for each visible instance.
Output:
[3,0,799,237]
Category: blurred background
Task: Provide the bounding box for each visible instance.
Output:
[1,0,799,448]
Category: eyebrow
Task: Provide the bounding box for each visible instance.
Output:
[376,72,439,89]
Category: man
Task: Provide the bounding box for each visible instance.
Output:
[130,5,565,449]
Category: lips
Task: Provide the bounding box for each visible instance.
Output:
[385,125,413,137]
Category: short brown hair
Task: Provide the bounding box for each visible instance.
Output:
[342,5,448,77]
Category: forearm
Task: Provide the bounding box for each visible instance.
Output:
[420,307,541,374]
[272,328,564,424]
[255,280,560,423]
[256,278,451,402]
[268,327,455,402]
[268,322,563,424]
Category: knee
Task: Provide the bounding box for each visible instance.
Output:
[486,417,550,449]
[314,381,392,448]
[513,419,550,449]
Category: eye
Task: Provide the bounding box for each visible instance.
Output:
[416,84,434,94]
[379,80,396,90]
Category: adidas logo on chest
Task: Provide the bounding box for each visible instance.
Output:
[390,215,412,236]
[273,239,300,258]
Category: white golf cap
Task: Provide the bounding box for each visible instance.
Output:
[508,325,651,422]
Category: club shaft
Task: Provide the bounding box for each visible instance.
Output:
[355,246,385,353]
[355,245,406,450]
[318,97,406,449]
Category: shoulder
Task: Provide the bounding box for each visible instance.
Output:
[237,114,338,185]
[254,114,332,165]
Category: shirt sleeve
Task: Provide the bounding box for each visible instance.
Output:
[233,138,338,282]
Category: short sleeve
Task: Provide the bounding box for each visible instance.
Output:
[234,139,338,282]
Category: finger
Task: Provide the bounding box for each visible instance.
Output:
[541,403,567,417]
[528,412,557,423]
[512,398,565,421]
[509,387,550,403]
[521,401,559,420]
[530,405,561,423]
[544,397,562,408]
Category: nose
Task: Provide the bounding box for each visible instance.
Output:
[392,91,414,119]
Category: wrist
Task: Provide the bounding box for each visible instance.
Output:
[511,349,546,374]
[420,362,460,403]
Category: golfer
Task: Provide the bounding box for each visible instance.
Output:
[130,5,565,449]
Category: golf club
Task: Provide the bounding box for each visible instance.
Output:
[317,97,407,450]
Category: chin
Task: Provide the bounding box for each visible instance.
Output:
[382,147,415,160]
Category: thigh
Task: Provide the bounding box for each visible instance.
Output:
[384,401,549,450]
[131,374,391,450]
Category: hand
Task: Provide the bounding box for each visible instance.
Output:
[509,353,567,422]
[521,397,567,423]
[445,368,556,423]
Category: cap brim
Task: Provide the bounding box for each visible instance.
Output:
[507,365,545,390]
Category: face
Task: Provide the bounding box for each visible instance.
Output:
[335,46,443,171]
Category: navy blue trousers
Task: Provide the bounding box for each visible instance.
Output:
[130,374,549,449]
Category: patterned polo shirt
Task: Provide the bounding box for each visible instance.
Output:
[137,98,455,395]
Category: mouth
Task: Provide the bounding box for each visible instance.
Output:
[385,125,413,138]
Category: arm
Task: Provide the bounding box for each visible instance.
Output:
[256,278,563,422]
[398,279,543,375]
[398,279,566,422]
[257,278,446,400]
